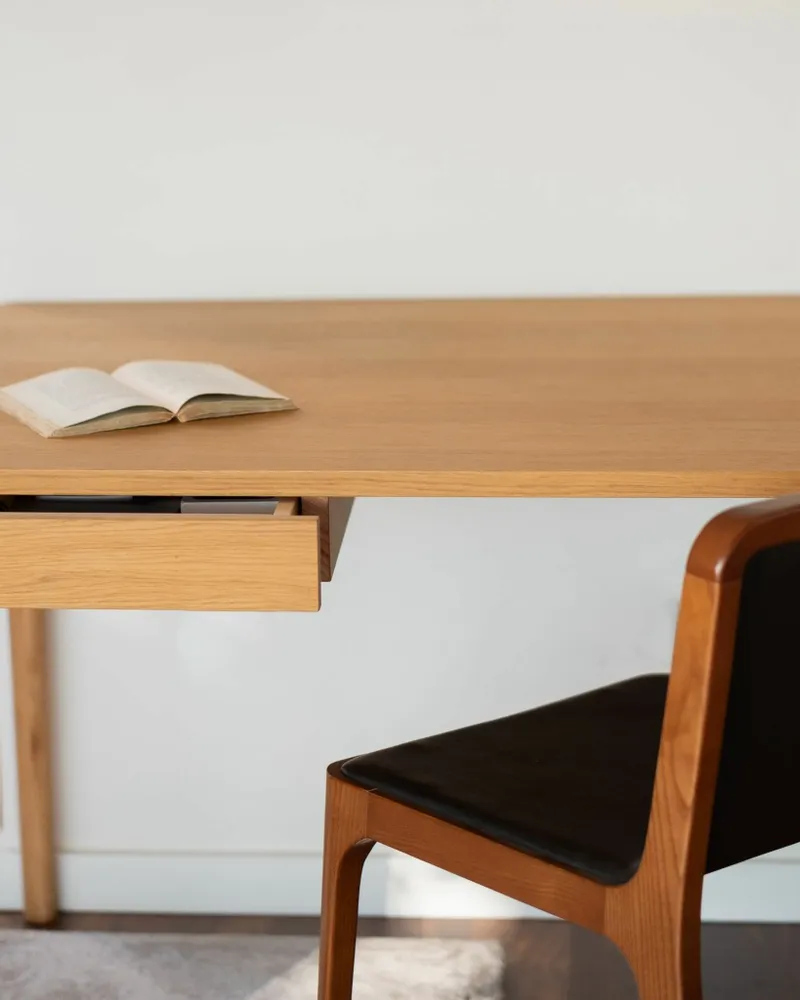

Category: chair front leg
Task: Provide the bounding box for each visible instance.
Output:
[318,770,374,1000]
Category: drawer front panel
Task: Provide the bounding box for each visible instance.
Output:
[0,513,320,611]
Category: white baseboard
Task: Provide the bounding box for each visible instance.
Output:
[0,849,798,922]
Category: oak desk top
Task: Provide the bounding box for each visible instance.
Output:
[0,297,799,498]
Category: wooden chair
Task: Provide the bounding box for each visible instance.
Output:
[317,496,800,1000]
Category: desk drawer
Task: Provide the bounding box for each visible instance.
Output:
[0,500,320,611]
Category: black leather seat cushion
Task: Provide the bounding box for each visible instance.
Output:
[342,674,668,886]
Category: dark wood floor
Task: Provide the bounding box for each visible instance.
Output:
[0,912,798,999]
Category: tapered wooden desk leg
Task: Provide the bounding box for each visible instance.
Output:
[9,609,57,925]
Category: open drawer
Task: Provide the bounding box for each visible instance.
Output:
[0,498,322,611]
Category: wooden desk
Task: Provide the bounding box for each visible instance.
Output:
[1,296,799,924]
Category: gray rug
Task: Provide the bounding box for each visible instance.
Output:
[0,932,504,1000]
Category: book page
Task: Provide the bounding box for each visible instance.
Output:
[113,360,289,413]
[0,368,165,429]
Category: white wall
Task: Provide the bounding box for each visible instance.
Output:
[1,1,799,919]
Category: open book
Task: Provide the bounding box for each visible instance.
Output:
[0,360,295,438]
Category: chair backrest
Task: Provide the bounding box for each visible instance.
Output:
[669,496,800,876]
[704,534,800,871]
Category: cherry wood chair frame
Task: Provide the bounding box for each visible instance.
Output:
[317,495,800,1000]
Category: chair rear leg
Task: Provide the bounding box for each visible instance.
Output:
[318,770,375,1000]
[615,908,703,1000]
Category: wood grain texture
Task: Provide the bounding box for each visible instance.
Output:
[8,608,56,925]
[366,783,605,932]
[604,573,741,1000]
[320,497,800,1000]
[687,493,800,582]
[318,770,375,1000]
[0,513,320,610]
[272,497,299,517]
[2,298,800,497]
[300,498,354,581]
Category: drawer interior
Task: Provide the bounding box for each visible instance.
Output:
[2,495,291,515]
